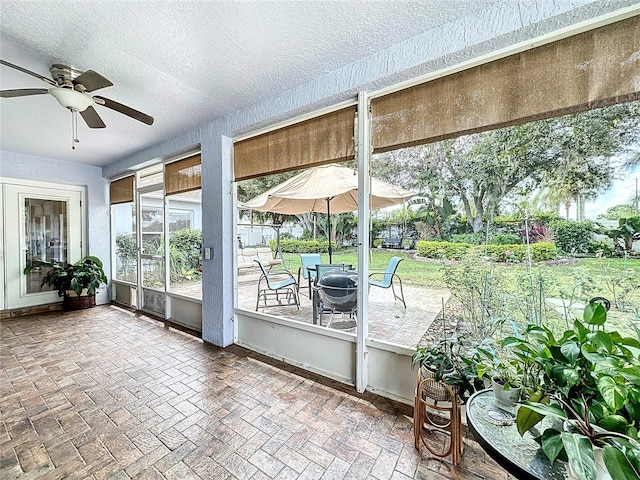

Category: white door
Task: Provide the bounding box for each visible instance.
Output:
[0,184,4,311]
[4,181,83,309]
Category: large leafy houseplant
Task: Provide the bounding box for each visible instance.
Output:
[24,255,107,297]
[509,299,640,480]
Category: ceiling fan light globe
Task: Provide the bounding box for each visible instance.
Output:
[48,87,93,112]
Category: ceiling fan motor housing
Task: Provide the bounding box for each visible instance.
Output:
[49,64,83,88]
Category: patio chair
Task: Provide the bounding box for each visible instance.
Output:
[254,258,299,311]
[368,256,406,308]
[297,253,322,299]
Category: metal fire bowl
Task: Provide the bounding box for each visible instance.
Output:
[317,269,358,311]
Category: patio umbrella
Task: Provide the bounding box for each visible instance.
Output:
[241,164,415,262]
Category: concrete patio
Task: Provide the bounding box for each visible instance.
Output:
[173,272,451,347]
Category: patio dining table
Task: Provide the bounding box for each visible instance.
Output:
[466,390,571,480]
[308,264,356,325]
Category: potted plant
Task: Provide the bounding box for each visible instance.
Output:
[24,255,108,310]
[412,335,483,402]
[476,348,523,407]
[511,299,640,480]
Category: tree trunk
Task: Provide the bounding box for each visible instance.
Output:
[576,195,585,221]
[472,216,484,233]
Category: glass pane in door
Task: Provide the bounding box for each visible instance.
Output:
[167,190,202,299]
[24,197,68,294]
[140,192,165,291]
[112,203,137,283]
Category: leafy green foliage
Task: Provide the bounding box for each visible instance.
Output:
[598,205,640,221]
[416,241,557,262]
[24,256,107,297]
[442,252,510,344]
[416,241,473,260]
[550,220,594,255]
[168,229,202,283]
[511,300,640,480]
[411,335,484,401]
[373,103,640,232]
[517,391,549,436]
[602,217,640,255]
[271,239,330,254]
[115,233,137,281]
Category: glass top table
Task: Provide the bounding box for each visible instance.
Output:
[466,389,571,480]
[308,264,355,325]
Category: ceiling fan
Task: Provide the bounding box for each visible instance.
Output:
[1,59,154,147]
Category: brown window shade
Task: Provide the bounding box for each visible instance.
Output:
[110,175,134,204]
[372,16,640,153]
[165,154,202,195]
[234,106,357,181]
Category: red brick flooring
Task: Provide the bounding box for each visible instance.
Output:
[1,305,512,479]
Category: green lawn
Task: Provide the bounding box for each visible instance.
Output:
[284,251,638,295]
[281,249,639,336]
[282,249,447,287]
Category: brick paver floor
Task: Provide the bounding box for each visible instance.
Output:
[1,305,512,479]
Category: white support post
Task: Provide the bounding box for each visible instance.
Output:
[356,91,371,394]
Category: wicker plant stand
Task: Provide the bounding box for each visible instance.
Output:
[413,368,464,465]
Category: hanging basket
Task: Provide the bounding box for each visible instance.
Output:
[63,289,96,311]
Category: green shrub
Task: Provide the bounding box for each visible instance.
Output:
[452,232,524,246]
[484,243,557,262]
[451,233,484,244]
[588,240,616,257]
[417,241,473,260]
[270,239,330,253]
[490,233,521,245]
[168,229,203,282]
[528,242,557,262]
[372,239,383,248]
[417,241,556,262]
[489,218,521,235]
[549,220,594,255]
[169,229,202,270]
[115,233,137,261]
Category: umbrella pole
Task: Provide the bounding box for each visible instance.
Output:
[327,198,332,263]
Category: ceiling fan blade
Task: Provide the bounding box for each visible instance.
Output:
[0,59,57,86]
[93,96,154,125]
[80,106,107,128]
[73,70,113,92]
[1,88,49,98]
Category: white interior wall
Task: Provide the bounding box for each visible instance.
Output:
[0,150,111,279]
[236,312,357,386]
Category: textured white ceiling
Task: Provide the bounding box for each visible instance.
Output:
[0,0,500,167]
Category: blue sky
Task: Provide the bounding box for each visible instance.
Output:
[584,165,639,220]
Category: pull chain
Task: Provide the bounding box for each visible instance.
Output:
[70,108,80,150]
